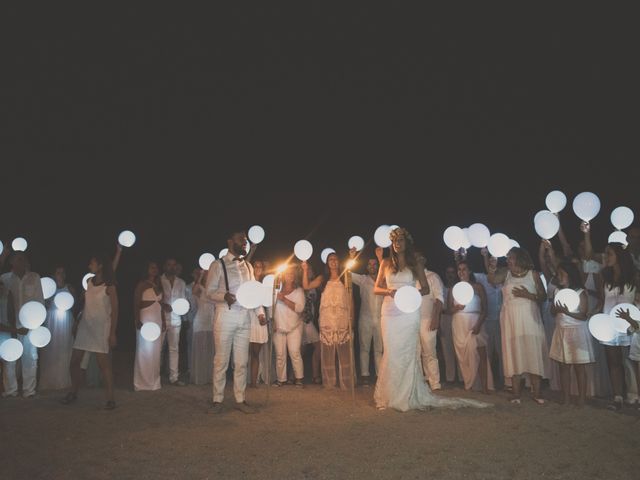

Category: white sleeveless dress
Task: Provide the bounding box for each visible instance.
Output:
[374,268,491,412]
[39,285,74,390]
[500,271,550,378]
[452,291,494,391]
[74,281,112,354]
[134,287,163,391]
[549,289,595,364]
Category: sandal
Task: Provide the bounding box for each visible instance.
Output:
[294,379,304,388]
[273,381,284,387]
[509,398,521,405]
[533,397,546,405]
[60,393,77,405]
[104,400,116,410]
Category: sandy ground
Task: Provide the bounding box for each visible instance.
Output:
[2,354,640,480]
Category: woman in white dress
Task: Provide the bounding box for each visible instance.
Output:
[373,227,491,412]
[248,260,269,388]
[273,265,306,387]
[190,269,215,385]
[62,254,118,409]
[595,242,638,409]
[549,261,593,406]
[449,261,494,394]
[133,262,166,391]
[489,247,549,405]
[39,266,76,390]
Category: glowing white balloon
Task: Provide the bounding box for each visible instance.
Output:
[348,236,365,252]
[612,303,640,334]
[572,192,601,222]
[452,282,474,306]
[588,314,617,343]
[54,291,74,311]
[248,225,265,244]
[443,226,464,251]
[608,231,628,246]
[393,286,422,313]
[468,223,491,248]
[554,289,580,312]
[29,326,51,348]
[236,280,265,309]
[540,274,548,294]
[12,237,28,252]
[545,190,567,214]
[294,240,313,261]
[0,338,23,362]
[171,298,190,316]
[510,239,520,249]
[82,273,95,291]
[118,230,136,248]
[199,253,215,270]
[0,240,3,255]
[610,207,634,230]
[262,274,275,289]
[321,248,336,264]
[219,248,229,258]
[18,301,46,329]
[487,233,511,258]
[459,228,472,250]
[534,210,560,240]
[141,322,161,342]
[41,277,57,300]
[374,225,392,248]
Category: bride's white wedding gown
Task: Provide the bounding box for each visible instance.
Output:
[374,267,491,412]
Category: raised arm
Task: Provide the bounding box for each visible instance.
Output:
[301,262,324,290]
[374,259,393,296]
[557,215,573,257]
[538,240,556,280]
[487,265,508,286]
[112,243,123,272]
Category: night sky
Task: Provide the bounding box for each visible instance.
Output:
[2,6,637,345]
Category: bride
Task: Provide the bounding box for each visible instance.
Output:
[373,227,491,412]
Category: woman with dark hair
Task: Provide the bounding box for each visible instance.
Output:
[596,242,639,409]
[489,247,549,404]
[373,228,490,412]
[449,261,493,393]
[133,261,166,391]
[301,263,322,384]
[62,254,118,409]
[549,261,592,407]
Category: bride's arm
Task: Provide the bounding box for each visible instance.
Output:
[374,259,394,297]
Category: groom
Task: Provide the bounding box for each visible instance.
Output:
[206,229,266,414]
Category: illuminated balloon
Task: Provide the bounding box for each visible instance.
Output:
[19,301,46,329]
[294,240,313,261]
[118,230,136,248]
[321,248,336,264]
[41,277,57,300]
[374,225,392,248]
[612,303,640,334]
[610,207,634,230]
[510,239,520,249]
[348,236,365,252]
[443,226,464,251]
[608,231,628,246]
[0,240,3,255]
[236,280,265,309]
[572,192,601,222]
[487,233,511,258]
[29,326,51,348]
[199,253,215,270]
[468,223,491,248]
[54,291,74,311]
[459,228,472,250]
[141,322,161,342]
[545,190,567,214]
[394,286,422,314]
[534,210,560,240]
[82,273,95,291]
[452,282,474,306]
[248,225,265,244]
[219,248,229,258]
[0,338,23,362]
[262,274,275,289]
[171,298,190,316]
[554,289,580,312]
[588,314,617,343]
[12,237,28,252]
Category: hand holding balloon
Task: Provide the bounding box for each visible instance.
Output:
[580,222,590,234]
[375,247,384,263]
[616,308,639,330]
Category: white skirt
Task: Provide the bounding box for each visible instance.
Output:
[250,312,268,344]
[549,324,596,364]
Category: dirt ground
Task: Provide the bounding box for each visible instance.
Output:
[2,353,640,480]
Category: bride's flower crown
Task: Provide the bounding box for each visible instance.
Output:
[389,227,413,244]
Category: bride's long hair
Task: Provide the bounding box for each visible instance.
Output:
[389,227,419,276]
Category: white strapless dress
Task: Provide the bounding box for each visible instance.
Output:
[374,268,491,412]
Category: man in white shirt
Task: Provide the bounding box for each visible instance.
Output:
[349,247,384,386]
[206,230,266,414]
[160,258,187,386]
[1,252,45,398]
[416,252,445,391]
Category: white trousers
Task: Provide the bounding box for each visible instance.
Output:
[359,314,382,377]
[419,317,441,390]
[439,313,458,382]
[2,334,38,396]
[212,309,250,403]
[161,324,181,383]
[274,324,304,382]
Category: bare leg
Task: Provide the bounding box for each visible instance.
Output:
[558,362,571,405]
[604,346,624,399]
[249,342,262,387]
[574,364,587,407]
[69,349,85,395]
[477,346,489,394]
[531,374,543,402]
[511,374,522,400]
[95,353,114,403]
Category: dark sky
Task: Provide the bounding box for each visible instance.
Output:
[2,5,638,290]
